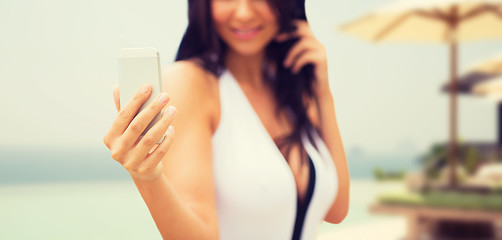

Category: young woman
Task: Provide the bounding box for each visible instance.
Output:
[103,0,349,239]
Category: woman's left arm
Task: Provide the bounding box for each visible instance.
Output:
[314,93,350,224]
[278,20,350,224]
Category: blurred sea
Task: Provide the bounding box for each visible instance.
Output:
[0,147,419,184]
[0,147,414,239]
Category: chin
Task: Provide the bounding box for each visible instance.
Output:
[230,43,269,57]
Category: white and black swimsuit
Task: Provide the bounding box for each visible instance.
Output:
[211,70,338,240]
[292,156,316,240]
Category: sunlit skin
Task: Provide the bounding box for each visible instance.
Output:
[103,0,349,239]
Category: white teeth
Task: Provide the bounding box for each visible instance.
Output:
[234,28,258,34]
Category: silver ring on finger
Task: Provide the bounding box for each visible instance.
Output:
[156,134,166,144]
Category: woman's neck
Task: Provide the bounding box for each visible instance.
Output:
[225,50,266,88]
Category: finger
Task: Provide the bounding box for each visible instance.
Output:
[106,84,152,139]
[125,106,176,170]
[137,125,175,175]
[275,21,310,42]
[292,20,310,34]
[135,106,176,157]
[121,93,171,148]
[292,20,308,27]
[291,52,318,74]
[283,39,312,68]
[275,31,300,42]
[113,85,120,112]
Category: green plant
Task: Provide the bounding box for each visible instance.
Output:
[373,167,384,181]
[420,143,448,180]
[420,142,487,181]
[373,167,406,181]
[465,146,480,174]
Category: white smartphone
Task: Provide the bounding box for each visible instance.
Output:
[117,47,162,136]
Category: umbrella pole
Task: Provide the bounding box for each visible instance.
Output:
[498,103,502,158]
[499,103,502,145]
[449,40,458,188]
[449,5,459,188]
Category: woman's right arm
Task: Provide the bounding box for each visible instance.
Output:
[103,61,220,240]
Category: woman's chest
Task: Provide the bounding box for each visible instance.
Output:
[241,87,291,139]
[211,121,337,239]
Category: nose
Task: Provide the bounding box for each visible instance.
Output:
[234,0,254,22]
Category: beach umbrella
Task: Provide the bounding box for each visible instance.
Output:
[443,54,502,144]
[473,75,502,98]
[445,73,502,145]
[443,52,502,94]
[470,53,502,74]
[443,53,502,94]
[443,71,500,94]
[339,0,502,187]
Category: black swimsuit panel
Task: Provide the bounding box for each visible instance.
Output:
[291,156,316,240]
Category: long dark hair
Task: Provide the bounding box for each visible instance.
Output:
[176,0,320,164]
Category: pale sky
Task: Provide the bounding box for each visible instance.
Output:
[0,0,501,155]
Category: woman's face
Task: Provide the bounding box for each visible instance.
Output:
[211,0,279,57]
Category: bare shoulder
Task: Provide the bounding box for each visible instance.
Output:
[161,60,219,99]
[161,60,220,133]
[162,60,217,88]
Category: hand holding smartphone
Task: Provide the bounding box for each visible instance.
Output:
[104,47,175,181]
[117,47,163,136]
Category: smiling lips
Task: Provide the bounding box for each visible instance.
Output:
[231,26,263,40]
